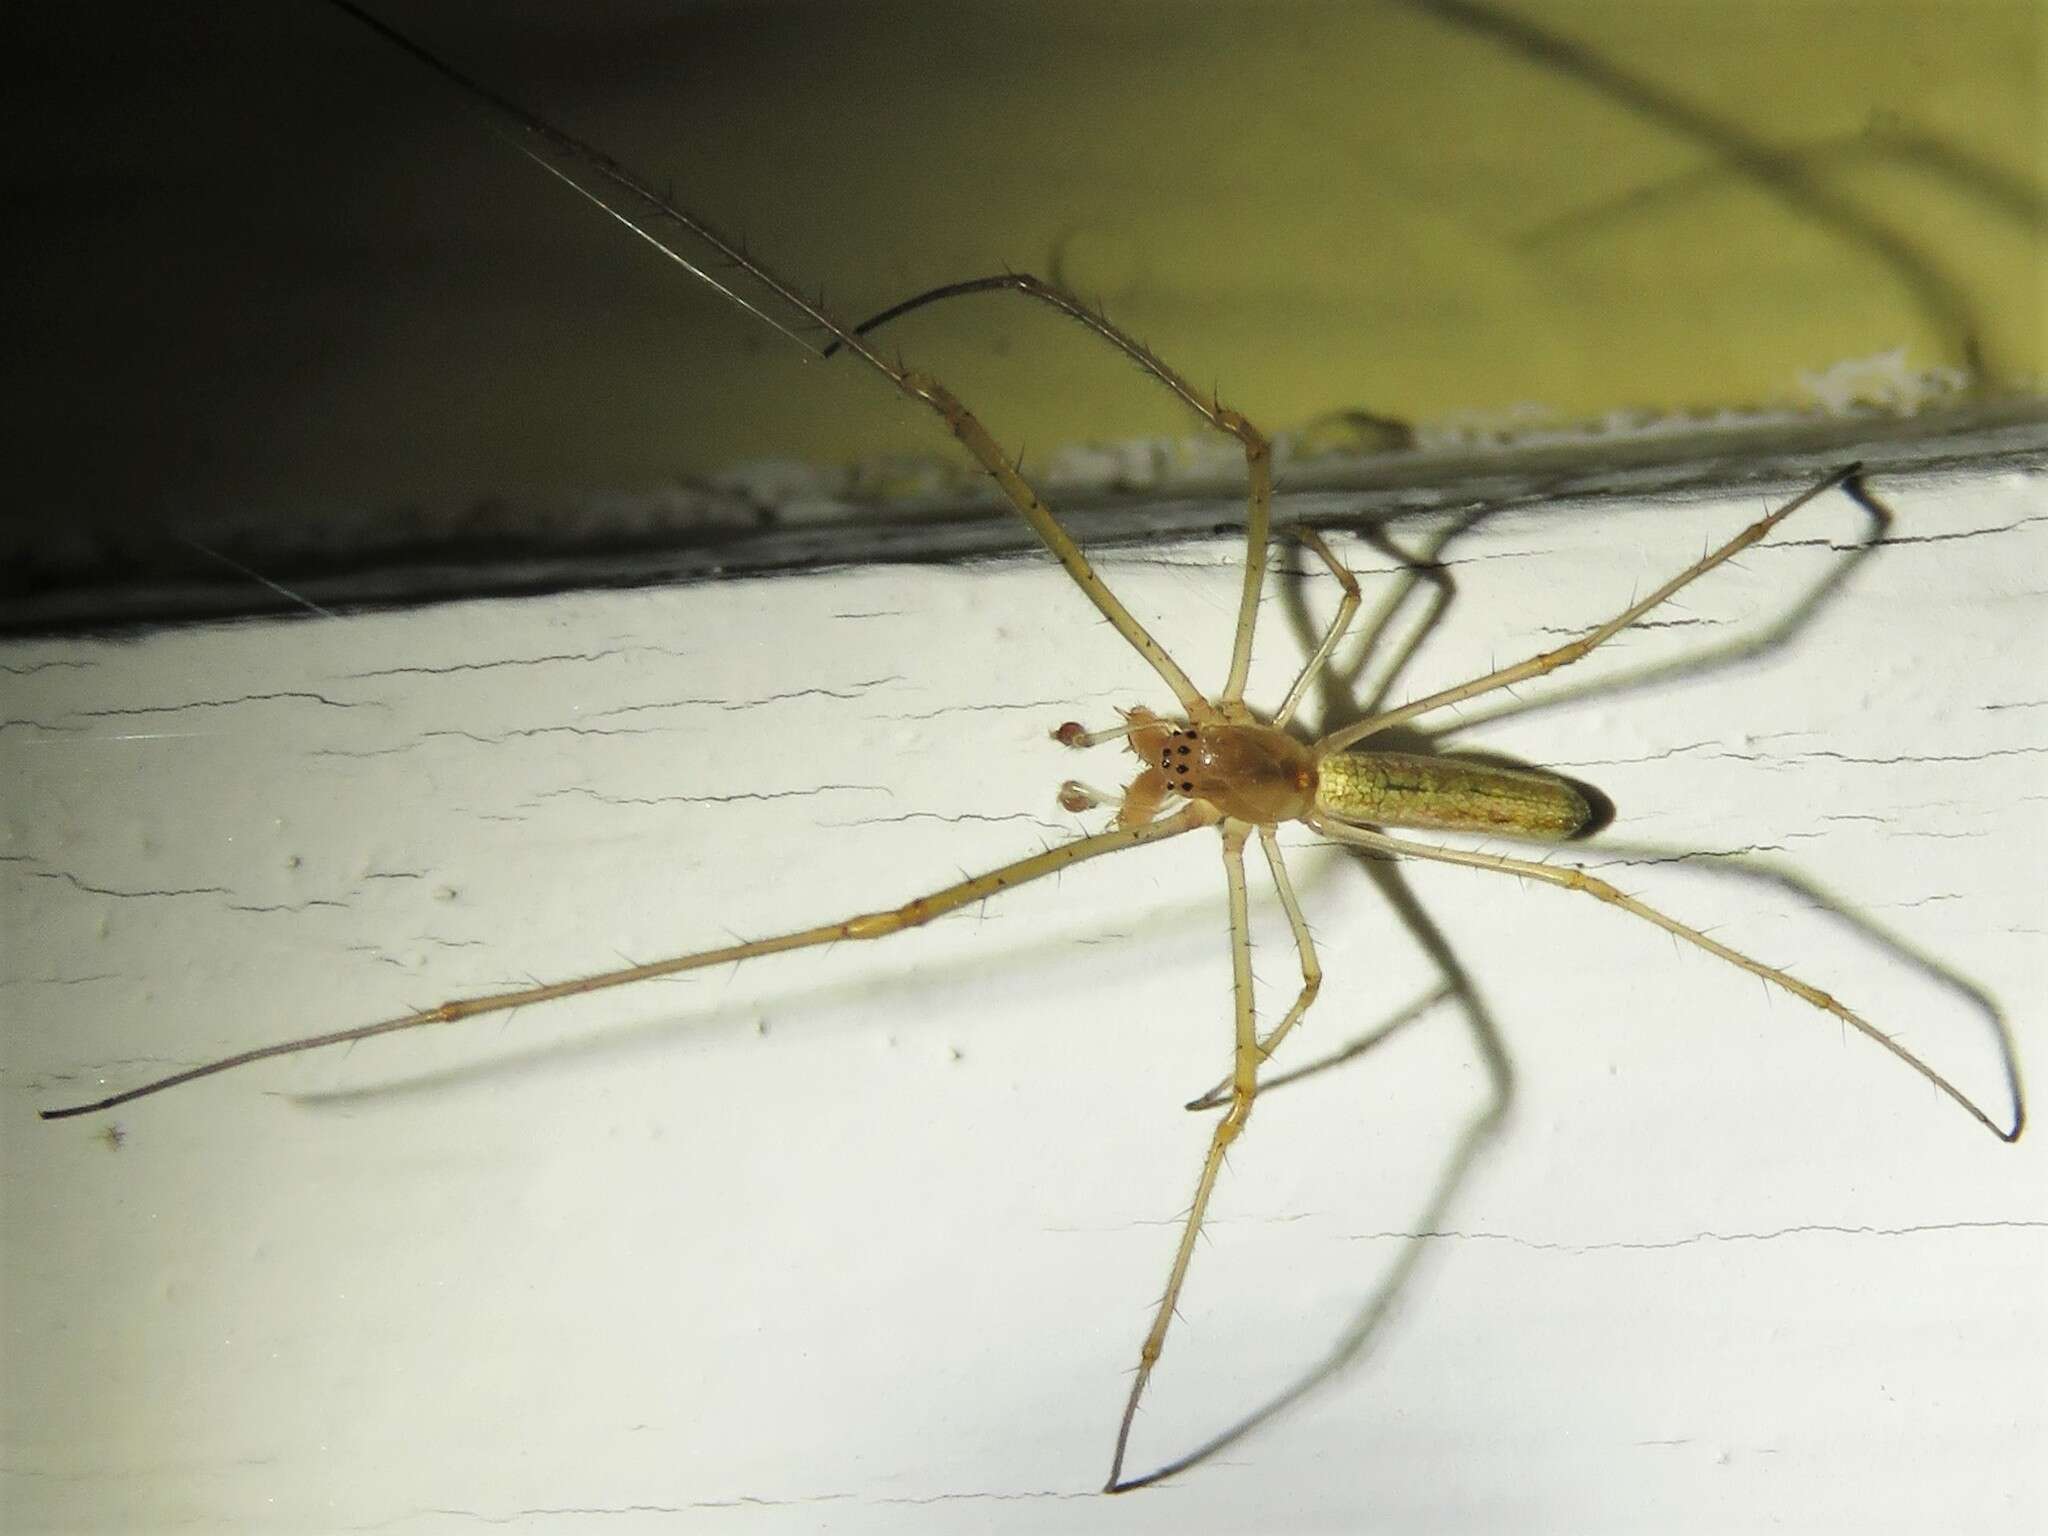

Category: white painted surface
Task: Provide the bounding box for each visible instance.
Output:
[4,463,2044,1533]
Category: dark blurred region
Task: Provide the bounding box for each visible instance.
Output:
[6,1,2042,628]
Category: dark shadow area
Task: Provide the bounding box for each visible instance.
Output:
[9,0,2042,633]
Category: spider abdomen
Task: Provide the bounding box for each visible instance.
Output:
[1316,751,1589,840]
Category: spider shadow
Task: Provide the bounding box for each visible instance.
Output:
[1118,467,2022,1487]
[1389,0,2003,387]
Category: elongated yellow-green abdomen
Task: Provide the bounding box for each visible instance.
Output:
[1315,751,1590,840]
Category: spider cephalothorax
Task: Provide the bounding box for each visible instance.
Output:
[1115,706,1317,829]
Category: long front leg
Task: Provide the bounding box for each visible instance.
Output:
[823,271,1279,711]
[323,5,1211,719]
[41,808,1211,1121]
[1106,820,1263,1492]
[905,371,1211,716]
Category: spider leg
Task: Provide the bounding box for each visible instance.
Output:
[41,809,1212,1120]
[1317,465,1862,753]
[826,271,1281,711]
[1313,818,2022,1142]
[1272,530,1364,729]
[1185,826,1323,1112]
[1106,819,1263,1493]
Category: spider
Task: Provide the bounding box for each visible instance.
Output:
[30,0,2025,1503]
